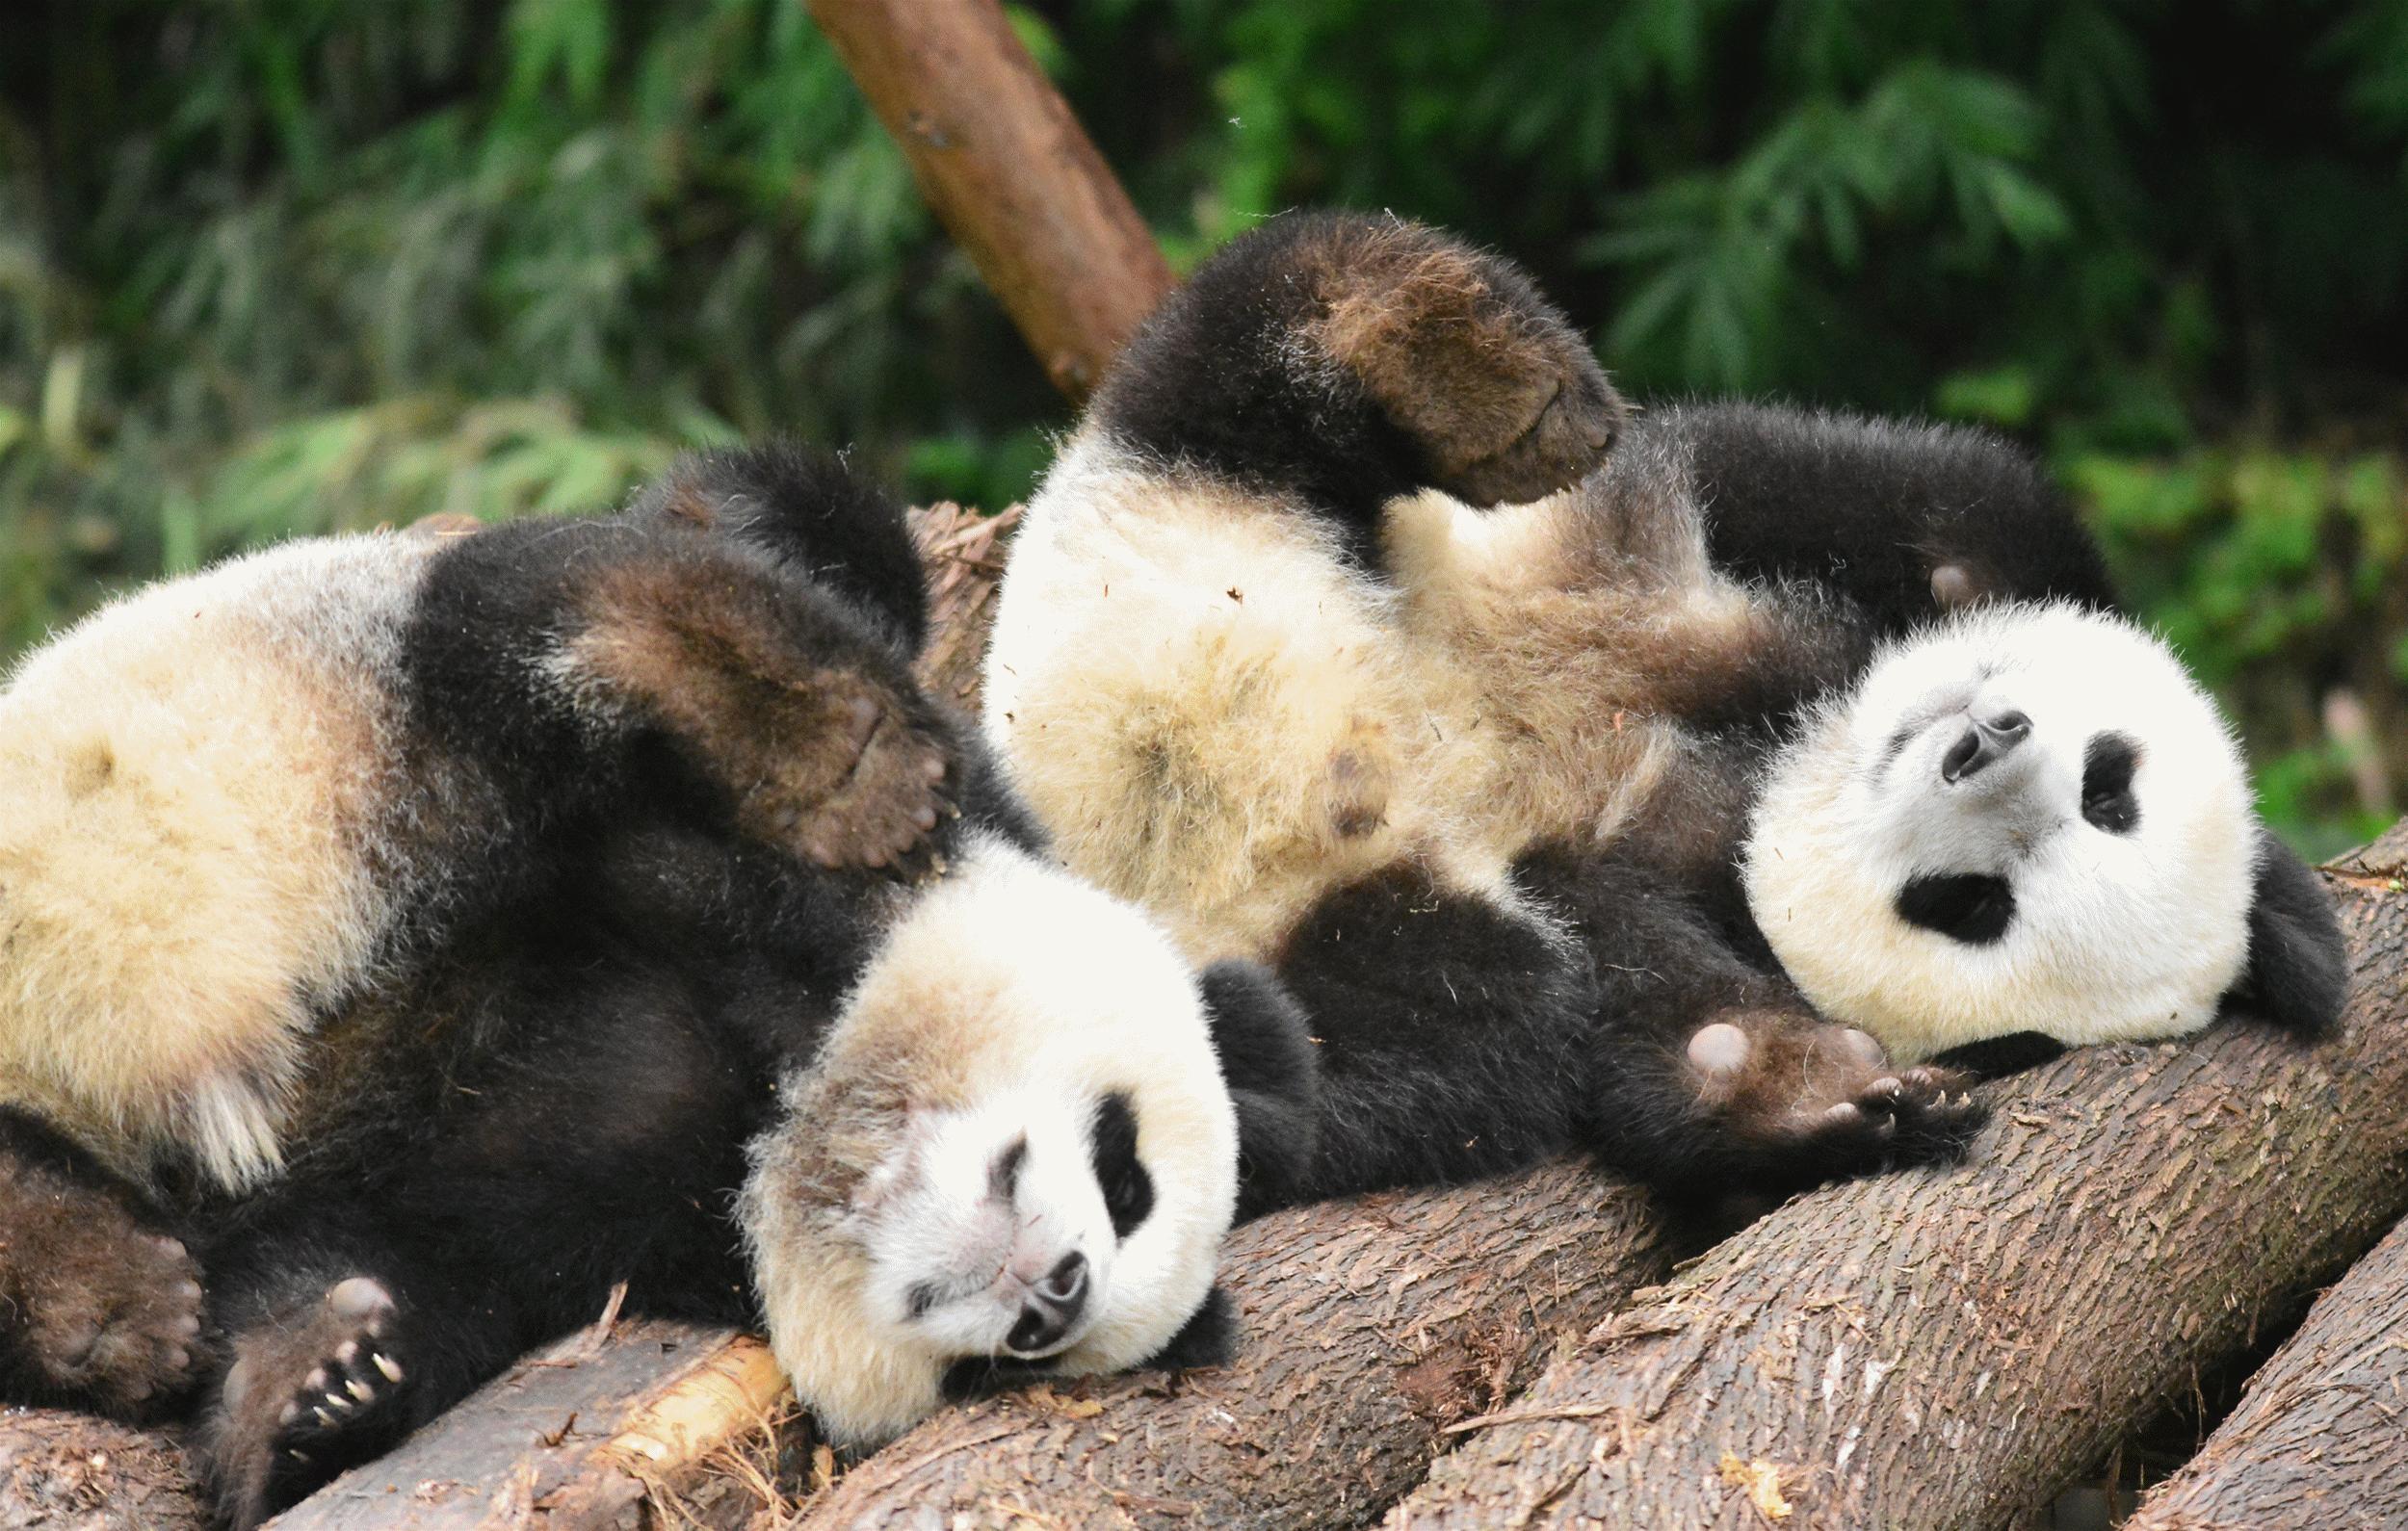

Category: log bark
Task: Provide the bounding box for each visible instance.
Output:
[805,0,1173,400]
[267,1319,792,1531]
[789,1162,1669,1530]
[0,1409,206,1531]
[2122,1211,2408,1530]
[1384,827,2408,1531]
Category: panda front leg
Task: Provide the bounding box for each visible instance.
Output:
[1517,848,1986,1210]
[0,1111,206,1417]
[1086,210,1626,529]
[406,513,957,877]
[1256,864,1602,1211]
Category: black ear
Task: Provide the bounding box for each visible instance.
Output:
[1139,1285,1238,1372]
[2227,826,2348,1037]
[1197,959,1322,1219]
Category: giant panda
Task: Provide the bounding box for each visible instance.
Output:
[1742,601,2346,1072]
[0,445,1318,1526]
[982,209,2343,1214]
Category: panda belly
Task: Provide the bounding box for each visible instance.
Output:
[986,443,1511,964]
[0,535,441,1188]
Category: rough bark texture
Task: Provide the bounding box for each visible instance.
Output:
[267,1320,791,1531]
[2122,1211,2408,1530]
[1384,829,2408,1531]
[0,1409,207,1531]
[789,1162,1669,1530]
[804,0,1172,400]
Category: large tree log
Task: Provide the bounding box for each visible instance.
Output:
[805,0,1173,400]
[1382,828,2408,1531]
[790,1162,1668,1530]
[0,1410,206,1531]
[2121,1211,2408,1530]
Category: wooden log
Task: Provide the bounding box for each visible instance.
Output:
[805,0,1173,400]
[2121,1211,2408,1530]
[1382,827,2408,1531]
[790,1162,1669,1530]
[0,1409,206,1531]
[268,1319,792,1531]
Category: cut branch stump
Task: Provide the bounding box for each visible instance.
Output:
[2122,1211,2408,1530]
[803,0,1173,400]
[1380,827,2408,1531]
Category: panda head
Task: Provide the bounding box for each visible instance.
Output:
[739,835,1247,1448]
[1743,602,2344,1063]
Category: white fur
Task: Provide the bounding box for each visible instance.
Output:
[1743,603,2257,1059]
[739,834,1239,1447]
[982,433,1731,967]
[0,535,441,1187]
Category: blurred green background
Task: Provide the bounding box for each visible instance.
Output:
[4,0,2403,854]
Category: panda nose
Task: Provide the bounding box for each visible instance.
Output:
[1941,710,2031,784]
[1007,1253,1089,1355]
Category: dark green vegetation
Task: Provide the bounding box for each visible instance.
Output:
[3,0,2401,850]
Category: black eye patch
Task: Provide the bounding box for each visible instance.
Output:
[988,1135,1029,1202]
[1087,1092,1155,1239]
[1897,872,2016,945]
[2081,732,2141,834]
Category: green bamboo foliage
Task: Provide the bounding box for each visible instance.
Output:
[3,0,2402,847]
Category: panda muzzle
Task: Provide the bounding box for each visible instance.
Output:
[1942,710,2031,784]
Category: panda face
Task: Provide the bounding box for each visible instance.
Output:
[740,835,1240,1447]
[1743,604,2260,1060]
[852,1085,1154,1367]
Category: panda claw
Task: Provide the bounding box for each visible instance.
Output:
[374,1353,404,1383]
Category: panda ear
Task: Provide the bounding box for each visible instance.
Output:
[2228,826,2349,1037]
[1139,1285,1239,1372]
[1197,959,1322,1218]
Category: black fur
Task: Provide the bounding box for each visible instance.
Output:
[1895,873,2019,946]
[1928,1032,2071,1079]
[1091,211,1620,563]
[1669,401,2118,634]
[2231,827,2350,1035]
[1195,959,1323,1219]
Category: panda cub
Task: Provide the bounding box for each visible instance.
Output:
[983,209,2343,1214]
[0,446,1316,1525]
[1745,602,2346,1070]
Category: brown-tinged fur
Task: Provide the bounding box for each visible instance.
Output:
[0,1142,204,1413]
[565,558,953,872]
[1300,219,1626,506]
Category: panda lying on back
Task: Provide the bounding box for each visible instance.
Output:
[0,448,1316,1525]
[983,210,2344,1214]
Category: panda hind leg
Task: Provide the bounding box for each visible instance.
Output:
[0,1116,205,1416]
[204,1275,409,1529]
[1300,217,1626,506]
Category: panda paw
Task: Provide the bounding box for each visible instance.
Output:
[1309,221,1625,506]
[206,1277,406,1530]
[1687,1019,1986,1181]
[739,670,955,877]
[0,1174,205,1415]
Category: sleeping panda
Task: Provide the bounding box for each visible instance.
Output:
[0,445,1317,1524]
[982,209,2343,1213]
[1743,601,2346,1072]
